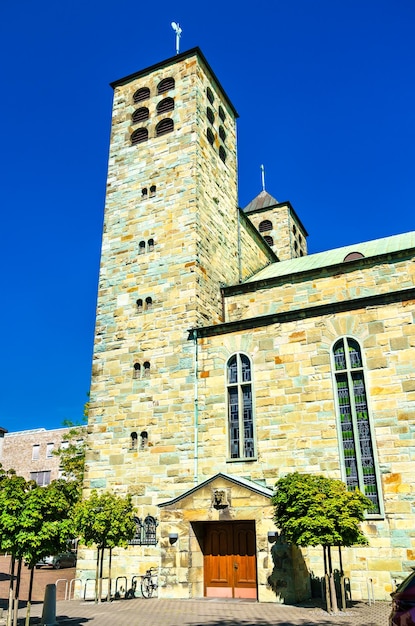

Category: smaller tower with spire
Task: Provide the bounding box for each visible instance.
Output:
[242,183,308,260]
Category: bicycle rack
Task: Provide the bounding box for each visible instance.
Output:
[114,576,128,599]
[130,576,140,599]
[68,578,83,600]
[344,577,352,604]
[55,579,68,600]
[84,578,95,601]
[367,578,375,605]
[83,577,109,601]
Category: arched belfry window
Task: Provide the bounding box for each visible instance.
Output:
[156,118,174,137]
[259,220,272,233]
[332,337,381,515]
[227,353,255,460]
[132,107,149,123]
[156,97,174,114]
[133,87,150,103]
[131,128,148,145]
[157,77,175,94]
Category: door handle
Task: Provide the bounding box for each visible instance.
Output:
[234,562,238,570]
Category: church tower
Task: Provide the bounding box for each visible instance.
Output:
[84,49,240,508]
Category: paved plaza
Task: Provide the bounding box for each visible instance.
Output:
[0,557,392,626]
[11,596,391,626]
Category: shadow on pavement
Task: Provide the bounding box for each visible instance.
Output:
[17,618,90,625]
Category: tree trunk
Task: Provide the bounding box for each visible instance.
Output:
[107,548,112,602]
[338,545,346,611]
[98,547,104,603]
[323,546,331,613]
[327,546,338,613]
[95,548,100,604]
[6,556,15,626]
[12,558,22,626]
[25,567,35,626]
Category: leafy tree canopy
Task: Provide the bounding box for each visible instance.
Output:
[74,490,136,550]
[272,472,372,548]
[0,469,77,566]
[54,405,88,490]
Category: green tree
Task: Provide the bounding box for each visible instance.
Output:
[0,468,31,626]
[54,423,86,486]
[0,469,77,626]
[272,472,372,612]
[74,490,136,602]
[53,394,89,493]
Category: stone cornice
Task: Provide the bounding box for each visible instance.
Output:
[189,287,415,339]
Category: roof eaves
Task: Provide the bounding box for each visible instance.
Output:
[158,472,273,508]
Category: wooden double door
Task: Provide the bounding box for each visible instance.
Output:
[204,521,257,599]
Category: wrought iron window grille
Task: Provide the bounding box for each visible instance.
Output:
[129,515,158,546]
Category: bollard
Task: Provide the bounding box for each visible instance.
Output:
[40,584,58,626]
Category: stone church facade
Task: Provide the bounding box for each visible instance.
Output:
[79,47,415,602]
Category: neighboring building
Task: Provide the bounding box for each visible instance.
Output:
[79,47,415,603]
[0,427,70,485]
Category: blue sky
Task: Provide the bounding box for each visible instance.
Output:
[0,0,414,432]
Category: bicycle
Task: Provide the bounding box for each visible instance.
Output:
[141,567,158,598]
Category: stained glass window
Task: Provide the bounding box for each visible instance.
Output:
[333,337,381,514]
[227,354,255,459]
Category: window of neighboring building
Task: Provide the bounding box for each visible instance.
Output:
[46,443,54,458]
[155,118,174,137]
[219,146,226,163]
[132,107,149,123]
[332,337,381,515]
[147,238,154,252]
[157,77,175,94]
[139,241,146,254]
[133,363,141,379]
[142,188,148,199]
[131,432,138,450]
[207,107,214,124]
[131,128,148,145]
[32,444,40,461]
[227,353,255,460]
[259,220,272,233]
[219,126,226,142]
[156,97,174,114]
[149,186,156,197]
[264,235,273,246]
[218,105,226,122]
[129,515,158,545]
[207,128,214,146]
[136,298,143,312]
[30,470,51,486]
[133,87,150,103]
[143,361,151,377]
[145,297,152,310]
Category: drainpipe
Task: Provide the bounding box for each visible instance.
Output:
[237,207,242,283]
[188,328,199,484]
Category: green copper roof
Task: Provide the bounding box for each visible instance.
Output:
[246,231,415,283]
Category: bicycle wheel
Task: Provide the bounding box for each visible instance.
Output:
[141,576,153,598]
